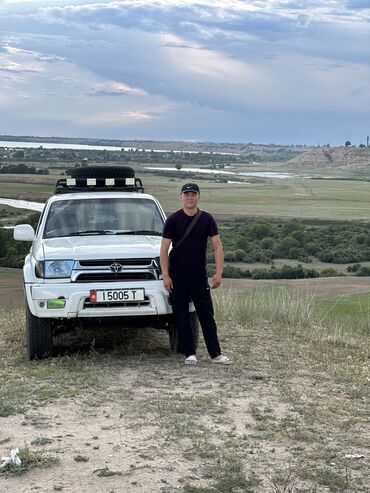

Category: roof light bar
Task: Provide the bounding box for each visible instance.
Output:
[105,178,115,186]
[66,178,76,186]
[87,178,96,186]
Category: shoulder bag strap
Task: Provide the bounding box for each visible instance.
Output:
[171,209,203,253]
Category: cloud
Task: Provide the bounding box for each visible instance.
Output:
[0,1,369,144]
[88,81,148,97]
[77,109,159,125]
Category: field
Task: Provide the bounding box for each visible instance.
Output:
[0,281,369,492]
[3,167,370,220]
[127,171,370,221]
[0,164,370,491]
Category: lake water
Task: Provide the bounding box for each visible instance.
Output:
[147,166,294,179]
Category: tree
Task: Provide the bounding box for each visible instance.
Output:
[345,140,352,147]
[175,163,182,171]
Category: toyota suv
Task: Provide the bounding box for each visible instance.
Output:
[14,166,198,359]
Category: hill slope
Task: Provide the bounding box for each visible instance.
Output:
[287,147,370,169]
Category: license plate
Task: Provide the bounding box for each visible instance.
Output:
[94,288,145,303]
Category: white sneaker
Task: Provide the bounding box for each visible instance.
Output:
[185,355,197,365]
[211,355,232,365]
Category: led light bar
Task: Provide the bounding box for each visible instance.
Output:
[87,178,96,186]
[66,178,76,186]
[105,178,115,186]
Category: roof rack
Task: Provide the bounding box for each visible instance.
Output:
[54,176,144,194]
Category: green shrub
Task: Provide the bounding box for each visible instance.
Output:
[261,238,274,250]
[356,266,370,276]
[234,249,247,261]
[222,265,251,278]
[347,263,362,272]
[320,267,343,277]
[224,251,236,262]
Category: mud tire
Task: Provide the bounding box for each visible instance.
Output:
[26,304,53,360]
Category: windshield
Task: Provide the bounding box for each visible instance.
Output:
[43,197,164,239]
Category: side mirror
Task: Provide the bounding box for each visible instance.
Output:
[14,224,35,242]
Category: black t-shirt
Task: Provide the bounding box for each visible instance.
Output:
[163,209,218,271]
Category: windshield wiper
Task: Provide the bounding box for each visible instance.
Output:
[115,230,162,236]
[67,230,116,236]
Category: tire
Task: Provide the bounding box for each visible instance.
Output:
[69,166,135,179]
[168,312,199,353]
[26,304,53,360]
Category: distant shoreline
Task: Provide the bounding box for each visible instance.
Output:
[0,135,307,154]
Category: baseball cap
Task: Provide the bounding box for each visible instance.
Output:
[181,183,200,193]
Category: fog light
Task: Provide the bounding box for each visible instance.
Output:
[47,299,66,309]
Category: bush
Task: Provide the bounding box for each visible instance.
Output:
[222,265,251,278]
[235,237,249,250]
[224,251,236,262]
[273,236,300,258]
[251,264,319,280]
[317,251,334,262]
[234,249,247,262]
[261,238,274,250]
[250,222,272,240]
[347,263,362,273]
[320,267,343,277]
[356,266,370,276]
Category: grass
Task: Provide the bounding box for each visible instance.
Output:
[4,170,370,220]
[0,447,59,476]
[315,292,370,325]
[0,286,369,491]
[142,171,370,220]
[0,182,52,195]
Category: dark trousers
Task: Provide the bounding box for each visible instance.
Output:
[169,268,221,358]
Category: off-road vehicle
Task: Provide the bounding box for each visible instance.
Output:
[14,166,198,359]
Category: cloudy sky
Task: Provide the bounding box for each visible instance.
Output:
[0,0,369,145]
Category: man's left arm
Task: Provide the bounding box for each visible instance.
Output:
[210,234,224,289]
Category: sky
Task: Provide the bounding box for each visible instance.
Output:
[0,0,369,146]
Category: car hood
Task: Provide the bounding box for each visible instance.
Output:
[33,235,161,260]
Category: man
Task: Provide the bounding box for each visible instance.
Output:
[160,182,231,365]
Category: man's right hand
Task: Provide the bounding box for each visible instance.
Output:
[163,275,173,293]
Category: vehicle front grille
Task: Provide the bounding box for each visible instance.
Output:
[79,258,153,267]
[76,272,156,282]
[71,258,161,283]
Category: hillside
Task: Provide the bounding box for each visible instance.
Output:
[286,147,370,169]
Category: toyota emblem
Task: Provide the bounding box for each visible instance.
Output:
[110,262,123,273]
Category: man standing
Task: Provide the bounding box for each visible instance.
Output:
[160,183,231,365]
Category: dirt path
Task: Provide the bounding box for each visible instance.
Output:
[0,302,369,492]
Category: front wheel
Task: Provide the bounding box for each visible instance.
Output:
[26,305,53,360]
[167,312,199,353]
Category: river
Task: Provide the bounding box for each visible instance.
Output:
[0,198,44,212]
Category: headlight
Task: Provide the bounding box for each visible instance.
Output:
[35,260,74,279]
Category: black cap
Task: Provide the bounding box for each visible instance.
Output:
[181,183,200,193]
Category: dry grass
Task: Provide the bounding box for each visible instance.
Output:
[0,290,369,492]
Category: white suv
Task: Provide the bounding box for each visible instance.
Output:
[14,167,198,359]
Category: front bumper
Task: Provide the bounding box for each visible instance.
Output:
[25,280,174,319]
